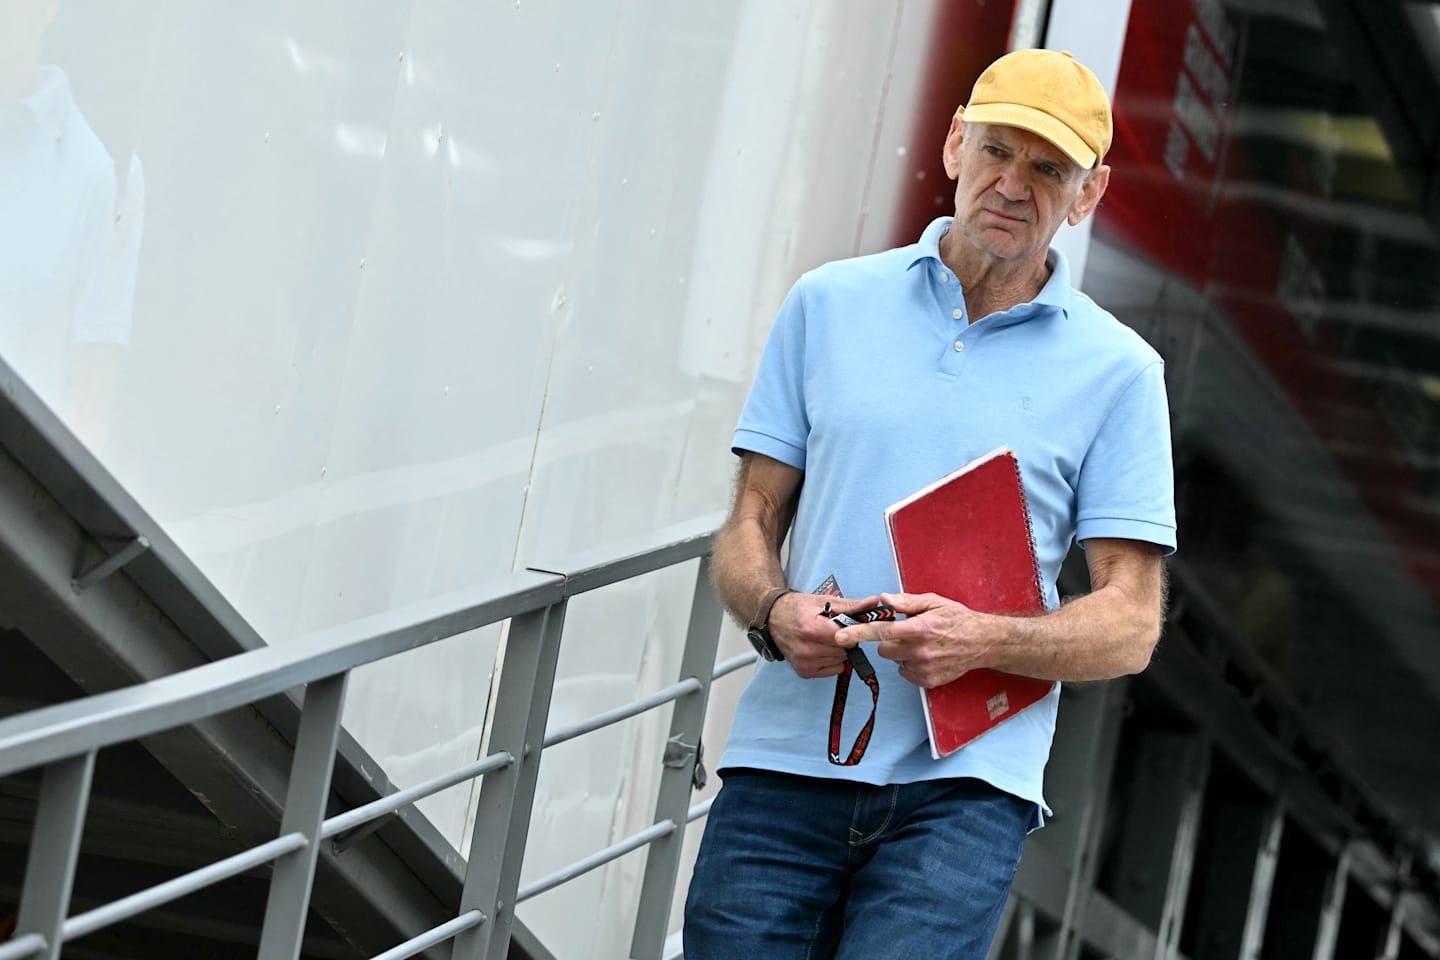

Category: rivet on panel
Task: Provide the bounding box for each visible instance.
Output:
[397,51,405,62]
[359,258,366,269]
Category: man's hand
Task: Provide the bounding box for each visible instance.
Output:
[832,539,1166,685]
[770,592,880,679]
[832,592,997,688]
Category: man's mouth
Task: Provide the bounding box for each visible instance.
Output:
[984,208,1026,223]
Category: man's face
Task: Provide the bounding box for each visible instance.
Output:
[942,119,1109,264]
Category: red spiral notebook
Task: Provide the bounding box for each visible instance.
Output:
[884,447,1056,758]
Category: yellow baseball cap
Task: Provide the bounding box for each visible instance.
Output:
[963,49,1113,169]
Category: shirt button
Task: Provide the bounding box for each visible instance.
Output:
[939,272,949,282]
[953,340,965,352]
[952,308,963,320]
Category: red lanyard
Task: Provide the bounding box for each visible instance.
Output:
[828,646,880,766]
[813,576,895,766]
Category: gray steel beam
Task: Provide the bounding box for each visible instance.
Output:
[1260,833,1348,960]
[1107,729,1210,959]
[259,673,350,960]
[1025,679,1129,960]
[1241,803,1286,960]
[62,833,307,942]
[0,786,243,872]
[1142,623,1352,855]
[995,899,1037,960]
[12,752,95,960]
[988,896,1024,960]
[1187,797,1285,960]
[1012,837,1075,925]
[1312,847,1353,960]
[525,513,723,599]
[453,604,568,960]
[1080,889,1163,960]
[630,557,726,960]
[0,443,461,953]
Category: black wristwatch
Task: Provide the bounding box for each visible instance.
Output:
[746,587,793,662]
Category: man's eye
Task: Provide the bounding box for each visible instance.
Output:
[984,145,1004,157]
[1040,164,1060,178]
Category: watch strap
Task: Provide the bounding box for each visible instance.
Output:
[752,586,794,630]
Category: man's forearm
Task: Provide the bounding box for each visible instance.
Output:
[984,582,1162,681]
[712,454,802,627]
[712,514,789,628]
[838,541,1166,687]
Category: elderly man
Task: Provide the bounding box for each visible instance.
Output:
[683,49,1175,959]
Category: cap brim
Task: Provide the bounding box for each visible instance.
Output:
[964,101,1097,169]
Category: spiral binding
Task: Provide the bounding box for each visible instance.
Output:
[1007,452,1047,609]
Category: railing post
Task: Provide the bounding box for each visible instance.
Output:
[453,601,568,960]
[258,672,349,960]
[14,751,97,960]
[1312,845,1351,960]
[1021,679,1128,960]
[630,557,726,959]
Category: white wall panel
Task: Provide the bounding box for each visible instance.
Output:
[2,1,936,954]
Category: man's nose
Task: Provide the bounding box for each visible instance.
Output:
[994,164,1030,202]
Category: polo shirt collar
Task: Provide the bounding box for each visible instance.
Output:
[906,215,1073,319]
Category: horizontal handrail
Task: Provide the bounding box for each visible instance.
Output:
[319,641,752,844]
[368,909,486,960]
[516,819,677,904]
[543,678,702,750]
[688,797,716,823]
[0,514,721,780]
[321,751,514,841]
[714,652,758,679]
[0,933,45,960]
[63,833,308,942]
[522,509,723,596]
[0,572,556,780]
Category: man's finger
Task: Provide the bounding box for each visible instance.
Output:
[820,594,881,615]
[832,623,880,648]
[834,617,922,648]
[879,591,947,613]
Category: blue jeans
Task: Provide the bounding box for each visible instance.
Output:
[683,769,1031,960]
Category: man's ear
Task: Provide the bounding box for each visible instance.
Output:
[1067,164,1111,226]
[942,109,966,180]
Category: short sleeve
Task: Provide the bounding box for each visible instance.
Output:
[1075,359,1177,555]
[732,279,810,470]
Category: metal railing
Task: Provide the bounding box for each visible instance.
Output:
[0,516,749,960]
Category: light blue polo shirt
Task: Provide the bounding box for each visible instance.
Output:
[722,216,1176,815]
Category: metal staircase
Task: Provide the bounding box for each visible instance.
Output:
[0,357,728,959]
